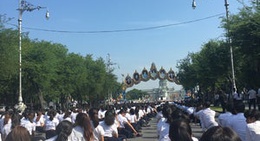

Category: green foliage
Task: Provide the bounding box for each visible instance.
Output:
[177,3,260,97]
[0,15,121,108]
[126,89,147,100]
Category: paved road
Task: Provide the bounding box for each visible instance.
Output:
[128,118,203,141]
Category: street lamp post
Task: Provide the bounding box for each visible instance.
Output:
[16,0,49,112]
[192,0,236,92]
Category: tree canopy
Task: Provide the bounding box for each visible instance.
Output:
[176,3,260,98]
[0,17,121,108]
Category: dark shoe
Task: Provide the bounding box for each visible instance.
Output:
[136,133,142,137]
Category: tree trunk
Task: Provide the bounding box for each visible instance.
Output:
[38,89,47,109]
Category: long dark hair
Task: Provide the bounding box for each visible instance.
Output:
[55,120,73,141]
[169,119,193,141]
[75,113,93,140]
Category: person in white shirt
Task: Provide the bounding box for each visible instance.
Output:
[21,110,36,136]
[248,88,257,110]
[194,101,218,132]
[70,112,94,141]
[34,110,45,133]
[233,88,243,104]
[128,108,141,132]
[218,103,233,127]
[98,105,106,121]
[70,108,78,124]
[59,110,72,122]
[117,109,140,138]
[244,109,260,141]
[0,111,12,140]
[44,110,60,139]
[99,109,120,141]
[227,101,247,141]
[88,108,105,141]
[156,106,163,123]
[158,105,172,141]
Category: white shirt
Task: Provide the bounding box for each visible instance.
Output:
[70,112,78,123]
[21,119,36,135]
[248,89,257,99]
[34,115,45,127]
[92,123,105,141]
[125,113,131,122]
[233,92,243,100]
[99,121,118,137]
[70,126,86,141]
[218,112,232,127]
[246,120,260,141]
[44,118,59,131]
[195,108,218,131]
[117,114,128,128]
[98,110,106,120]
[0,118,12,139]
[128,114,137,123]
[156,111,163,122]
[227,113,247,141]
[158,120,170,141]
[157,117,166,135]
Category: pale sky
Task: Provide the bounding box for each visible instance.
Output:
[0,0,249,91]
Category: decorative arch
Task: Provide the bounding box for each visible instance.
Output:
[123,63,180,88]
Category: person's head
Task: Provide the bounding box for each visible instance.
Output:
[225,103,234,113]
[5,126,31,141]
[27,110,35,122]
[199,126,242,141]
[48,110,57,121]
[88,107,99,128]
[169,119,193,141]
[244,109,260,123]
[55,120,73,141]
[119,109,126,116]
[169,109,190,123]
[104,109,115,126]
[63,110,71,119]
[233,101,245,114]
[75,113,93,140]
[162,105,172,119]
[203,101,211,108]
[129,108,135,115]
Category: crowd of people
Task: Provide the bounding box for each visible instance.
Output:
[1,92,260,141]
[175,97,260,141]
[0,103,155,141]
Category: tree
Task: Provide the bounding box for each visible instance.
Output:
[126,89,147,100]
[228,5,260,88]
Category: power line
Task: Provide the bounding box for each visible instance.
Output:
[6,13,224,34]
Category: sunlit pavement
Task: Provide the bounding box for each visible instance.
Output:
[128,118,203,141]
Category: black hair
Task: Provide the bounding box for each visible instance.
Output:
[104,109,115,126]
[199,126,242,141]
[55,120,73,141]
[169,119,193,141]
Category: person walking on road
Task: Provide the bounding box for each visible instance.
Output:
[248,87,257,110]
